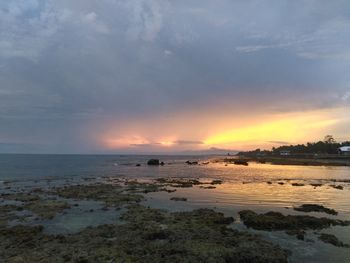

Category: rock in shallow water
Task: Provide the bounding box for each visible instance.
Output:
[239,210,350,231]
[294,204,338,215]
[170,197,187,201]
[147,159,160,165]
[318,233,350,248]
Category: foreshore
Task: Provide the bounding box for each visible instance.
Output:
[1,157,350,262]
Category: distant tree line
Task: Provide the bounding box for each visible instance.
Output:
[238,135,350,156]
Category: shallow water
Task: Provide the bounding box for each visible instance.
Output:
[1,154,350,262]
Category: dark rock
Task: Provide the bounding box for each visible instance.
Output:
[144,229,170,240]
[147,159,160,165]
[239,210,350,231]
[234,160,249,166]
[329,185,343,190]
[291,183,304,187]
[294,204,338,215]
[155,178,203,188]
[200,186,216,189]
[318,233,350,247]
[211,180,223,185]
[170,197,187,201]
[310,183,322,188]
[185,161,198,165]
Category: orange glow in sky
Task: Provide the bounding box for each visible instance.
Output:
[98,106,350,152]
[203,112,340,147]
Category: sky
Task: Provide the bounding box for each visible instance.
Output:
[1,0,350,154]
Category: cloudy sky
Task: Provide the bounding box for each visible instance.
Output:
[1,0,350,153]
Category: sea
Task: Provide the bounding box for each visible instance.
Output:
[1,154,350,263]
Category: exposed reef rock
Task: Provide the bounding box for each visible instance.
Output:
[185,161,198,165]
[155,178,204,188]
[291,183,305,187]
[210,179,223,185]
[200,186,216,189]
[0,205,289,263]
[24,199,70,219]
[124,180,175,193]
[170,197,187,201]
[234,160,249,166]
[1,192,40,202]
[294,204,338,216]
[329,185,344,190]
[0,204,24,228]
[239,210,350,231]
[55,183,143,207]
[1,192,70,221]
[318,233,350,247]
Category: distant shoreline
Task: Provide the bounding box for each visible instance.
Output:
[227,156,350,167]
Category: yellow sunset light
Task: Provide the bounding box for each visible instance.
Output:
[204,111,340,146]
[160,141,175,146]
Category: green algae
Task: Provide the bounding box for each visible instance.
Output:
[1,192,70,223]
[1,193,40,202]
[124,181,175,193]
[0,204,25,228]
[24,199,70,220]
[55,183,143,207]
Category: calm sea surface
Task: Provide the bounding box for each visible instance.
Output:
[1,154,350,263]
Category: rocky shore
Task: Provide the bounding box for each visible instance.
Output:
[1,176,349,262]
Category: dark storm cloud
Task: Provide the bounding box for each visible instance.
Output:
[1,0,350,153]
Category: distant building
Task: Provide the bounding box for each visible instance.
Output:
[339,146,350,155]
[279,150,291,156]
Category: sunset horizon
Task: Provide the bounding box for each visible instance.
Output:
[1,2,350,262]
[1,1,350,154]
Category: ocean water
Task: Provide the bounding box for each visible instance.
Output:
[1,154,350,262]
[0,154,205,181]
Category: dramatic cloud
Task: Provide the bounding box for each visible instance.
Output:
[0,0,350,153]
